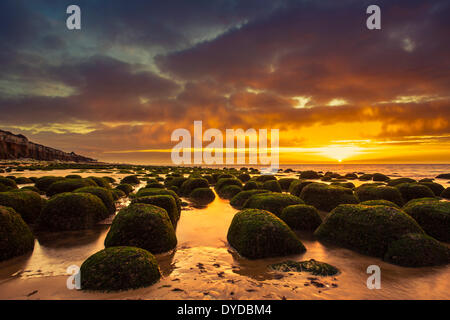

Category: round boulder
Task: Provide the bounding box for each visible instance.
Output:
[227,209,306,259]
[280,204,322,231]
[300,183,358,212]
[243,193,304,216]
[314,204,424,257]
[0,206,34,262]
[104,203,177,254]
[39,193,108,231]
[80,246,161,291]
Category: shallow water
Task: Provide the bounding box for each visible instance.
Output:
[0,165,449,300]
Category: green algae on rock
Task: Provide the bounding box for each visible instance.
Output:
[395,183,435,202]
[300,183,358,212]
[270,259,339,276]
[120,175,140,185]
[384,233,449,267]
[74,187,116,215]
[80,246,161,291]
[441,187,450,199]
[314,204,424,258]
[46,178,97,196]
[0,206,35,262]
[39,192,109,231]
[189,187,215,206]
[359,199,400,208]
[180,178,210,197]
[355,184,404,207]
[263,180,282,193]
[115,183,133,195]
[105,203,177,254]
[243,193,304,216]
[402,198,450,242]
[132,194,180,226]
[230,190,269,209]
[280,204,322,231]
[227,209,306,259]
[0,190,43,223]
[218,184,242,199]
[35,176,64,193]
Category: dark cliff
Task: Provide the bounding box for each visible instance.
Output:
[0,130,96,162]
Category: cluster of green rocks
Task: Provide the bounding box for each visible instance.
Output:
[221,170,450,269]
[1,165,450,293]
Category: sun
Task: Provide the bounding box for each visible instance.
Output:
[319,145,363,162]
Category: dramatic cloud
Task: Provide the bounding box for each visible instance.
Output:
[0,0,449,163]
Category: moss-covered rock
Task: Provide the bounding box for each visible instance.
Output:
[20,186,41,193]
[395,183,435,202]
[230,190,269,209]
[134,188,181,211]
[0,191,43,223]
[115,183,133,195]
[0,177,18,189]
[88,176,111,189]
[80,246,161,291]
[39,193,109,231]
[165,176,188,188]
[104,203,177,254]
[132,195,179,226]
[372,173,389,182]
[112,188,126,200]
[227,209,306,259]
[384,233,449,267]
[280,204,322,231]
[314,204,424,257]
[237,173,251,183]
[35,176,64,192]
[255,175,277,183]
[180,178,209,197]
[344,173,357,180]
[242,181,262,191]
[0,206,35,262]
[418,182,444,196]
[358,173,373,181]
[74,187,116,215]
[263,180,282,193]
[288,180,313,197]
[145,181,165,189]
[189,188,215,206]
[330,182,355,189]
[355,184,404,207]
[386,177,416,186]
[278,178,296,192]
[14,177,33,185]
[46,178,97,197]
[360,200,400,208]
[441,187,450,199]
[299,170,320,179]
[215,178,243,194]
[65,174,82,179]
[120,175,140,185]
[218,184,242,199]
[243,193,304,216]
[300,183,358,212]
[402,199,450,242]
[270,259,339,276]
[103,176,116,184]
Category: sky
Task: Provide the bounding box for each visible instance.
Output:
[1,0,449,164]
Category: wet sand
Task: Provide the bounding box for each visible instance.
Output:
[0,167,449,300]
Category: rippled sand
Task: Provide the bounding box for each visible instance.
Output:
[0,165,449,300]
